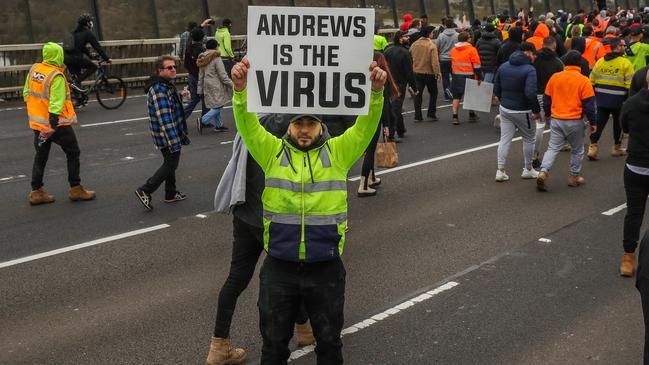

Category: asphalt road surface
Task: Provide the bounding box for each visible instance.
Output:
[0,87,646,365]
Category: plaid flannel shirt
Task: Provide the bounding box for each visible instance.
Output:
[146,81,190,153]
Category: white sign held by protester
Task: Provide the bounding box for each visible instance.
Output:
[246,6,374,115]
[462,79,493,113]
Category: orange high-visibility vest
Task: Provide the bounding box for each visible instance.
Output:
[583,37,606,68]
[26,62,76,132]
[451,44,481,76]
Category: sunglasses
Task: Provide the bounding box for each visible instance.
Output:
[162,65,177,70]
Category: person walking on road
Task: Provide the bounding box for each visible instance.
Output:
[197,39,233,134]
[475,23,502,83]
[450,31,482,125]
[536,51,597,191]
[410,25,441,122]
[436,18,459,101]
[532,36,564,168]
[183,28,206,119]
[135,56,190,211]
[384,30,417,141]
[587,37,634,160]
[207,114,315,365]
[493,42,541,182]
[619,71,649,277]
[25,42,96,205]
[215,19,235,76]
[230,57,386,364]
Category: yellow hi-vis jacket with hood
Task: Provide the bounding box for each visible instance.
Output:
[23,42,76,131]
[233,88,383,262]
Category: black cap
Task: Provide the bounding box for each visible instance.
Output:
[563,50,583,66]
[420,25,436,38]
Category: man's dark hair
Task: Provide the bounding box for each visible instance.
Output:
[205,39,218,50]
[393,30,406,44]
[520,42,536,53]
[191,28,204,42]
[582,24,594,36]
[563,50,583,66]
[542,36,557,47]
[222,18,232,27]
[445,18,455,28]
[609,37,623,50]
[458,31,470,42]
[187,21,198,31]
[420,25,435,38]
[155,55,176,73]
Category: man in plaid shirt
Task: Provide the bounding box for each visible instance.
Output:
[135,55,190,211]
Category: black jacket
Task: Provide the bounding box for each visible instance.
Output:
[67,29,109,60]
[384,43,416,89]
[630,66,649,97]
[497,27,523,65]
[533,48,564,94]
[476,31,501,72]
[621,88,649,168]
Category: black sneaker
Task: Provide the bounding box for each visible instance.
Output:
[214,126,229,132]
[413,118,424,123]
[532,158,541,170]
[452,117,460,125]
[135,188,153,211]
[164,191,187,203]
[468,113,480,122]
[427,115,439,122]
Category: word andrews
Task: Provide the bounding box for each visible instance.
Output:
[256,14,367,37]
[256,71,367,109]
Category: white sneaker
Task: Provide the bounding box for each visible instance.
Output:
[521,168,539,179]
[495,170,509,182]
[493,114,501,129]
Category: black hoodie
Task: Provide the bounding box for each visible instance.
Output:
[497,27,523,65]
[533,48,564,94]
[621,88,649,168]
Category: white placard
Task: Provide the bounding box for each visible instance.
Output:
[246,6,374,115]
[462,79,493,113]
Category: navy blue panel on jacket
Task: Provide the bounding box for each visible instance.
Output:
[494,51,540,113]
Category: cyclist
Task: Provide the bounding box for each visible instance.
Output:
[63,13,111,88]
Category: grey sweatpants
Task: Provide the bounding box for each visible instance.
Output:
[497,107,536,169]
[535,95,546,156]
[540,119,586,176]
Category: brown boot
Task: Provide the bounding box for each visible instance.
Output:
[536,171,549,191]
[620,252,636,277]
[587,143,599,160]
[29,188,55,205]
[295,320,316,347]
[567,175,585,187]
[611,144,627,157]
[69,185,96,201]
[205,337,246,365]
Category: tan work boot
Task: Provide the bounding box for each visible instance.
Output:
[29,188,55,205]
[620,252,636,277]
[69,185,96,201]
[295,320,316,347]
[205,337,246,365]
[587,143,599,160]
[357,176,376,197]
[567,175,585,187]
[611,144,627,157]
[536,171,549,191]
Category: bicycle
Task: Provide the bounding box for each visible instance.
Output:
[69,61,127,109]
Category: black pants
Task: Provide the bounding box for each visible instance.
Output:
[591,107,622,144]
[624,166,649,253]
[31,126,81,190]
[440,60,452,96]
[259,256,345,365]
[414,73,438,120]
[637,231,649,364]
[64,54,97,84]
[390,84,407,138]
[213,216,308,338]
[361,122,381,182]
[222,58,235,77]
[139,148,180,199]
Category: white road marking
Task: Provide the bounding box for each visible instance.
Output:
[602,203,627,216]
[220,141,234,145]
[0,94,147,112]
[80,106,233,128]
[288,281,459,361]
[0,174,26,182]
[0,224,170,269]
[348,130,551,182]
[120,156,135,161]
[538,238,552,243]
[195,214,207,218]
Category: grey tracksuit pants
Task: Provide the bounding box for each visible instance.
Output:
[497,107,536,169]
[540,119,586,176]
[535,95,546,156]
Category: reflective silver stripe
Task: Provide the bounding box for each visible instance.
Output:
[453,71,474,75]
[473,65,481,69]
[279,149,290,167]
[43,69,61,95]
[28,115,77,124]
[594,87,627,95]
[60,116,77,123]
[28,90,48,99]
[265,178,346,193]
[592,74,625,82]
[319,147,331,168]
[452,62,473,67]
[264,210,347,226]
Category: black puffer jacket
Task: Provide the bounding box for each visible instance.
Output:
[533,47,564,94]
[476,31,501,72]
[497,27,523,65]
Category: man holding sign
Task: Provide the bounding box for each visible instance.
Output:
[230,9,384,362]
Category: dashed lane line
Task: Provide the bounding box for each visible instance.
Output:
[80,106,233,127]
[602,203,627,216]
[0,224,170,269]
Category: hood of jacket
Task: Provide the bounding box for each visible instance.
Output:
[481,30,497,40]
[508,27,523,42]
[144,75,173,94]
[604,52,622,61]
[533,23,550,38]
[216,27,229,36]
[442,28,457,37]
[42,42,64,67]
[403,14,413,22]
[634,89,649,113]
[571,36,586,53]
[453,42,472,50]
[197,49,221,67]
[283,122,332,152]
[537,47,558,60]
[508,51,533,65]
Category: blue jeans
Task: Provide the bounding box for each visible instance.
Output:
[184,74,205,119]
[202,107,223,128]
[483,72,495,83]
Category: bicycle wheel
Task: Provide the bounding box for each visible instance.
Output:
[95,76,127,109]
